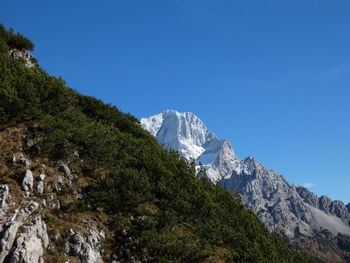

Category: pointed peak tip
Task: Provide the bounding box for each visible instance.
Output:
[221,139,233,147]
[161,110,202,120]
[164,109,179,114]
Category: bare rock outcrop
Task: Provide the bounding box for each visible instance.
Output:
[0,180,50,263]
[22,170,34,192]
[9,49,36,68]
[65,228,104,263]
[0,201,40,262]
[9,217,49,263]
[13,153,31,168]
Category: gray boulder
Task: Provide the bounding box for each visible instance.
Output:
[36,181,44,195]
[58,163,73,180]
[22,170,34,192]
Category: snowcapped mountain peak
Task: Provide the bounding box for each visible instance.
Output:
[141,110,219,159]
[141,110,205,136]
[141,110,242,182]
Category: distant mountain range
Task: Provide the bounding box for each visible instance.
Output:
[141,110,350,262]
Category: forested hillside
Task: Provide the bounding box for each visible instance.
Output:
[0,24,314,262]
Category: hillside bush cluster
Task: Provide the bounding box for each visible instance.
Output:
[0,24,34,51]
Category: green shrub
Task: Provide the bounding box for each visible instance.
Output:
[0,39,8,54]
[42,213,57,223]
[0,24,34,51]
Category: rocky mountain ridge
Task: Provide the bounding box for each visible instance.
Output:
[141,110,350,262]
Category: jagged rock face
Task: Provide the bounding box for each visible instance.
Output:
[9,216,49,263]
[296,186,319,207]
[0,199,42,262]
[65,228,104,263]
[142,110,350,239]
[330,200,350,220]
[319,195,332,213]
[141,110,221,160]
[220,158,318,237]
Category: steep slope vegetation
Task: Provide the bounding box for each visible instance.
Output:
[0,25,313,262]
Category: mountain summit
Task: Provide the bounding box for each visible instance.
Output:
[142,110,350,262]
[141,110,241,182]
[141,110,219,160]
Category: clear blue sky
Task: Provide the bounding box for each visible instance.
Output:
[2,0,350,203]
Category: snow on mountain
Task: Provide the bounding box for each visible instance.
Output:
[141,110,221,160]
[141,110,350,239]
[141,110,242,182]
